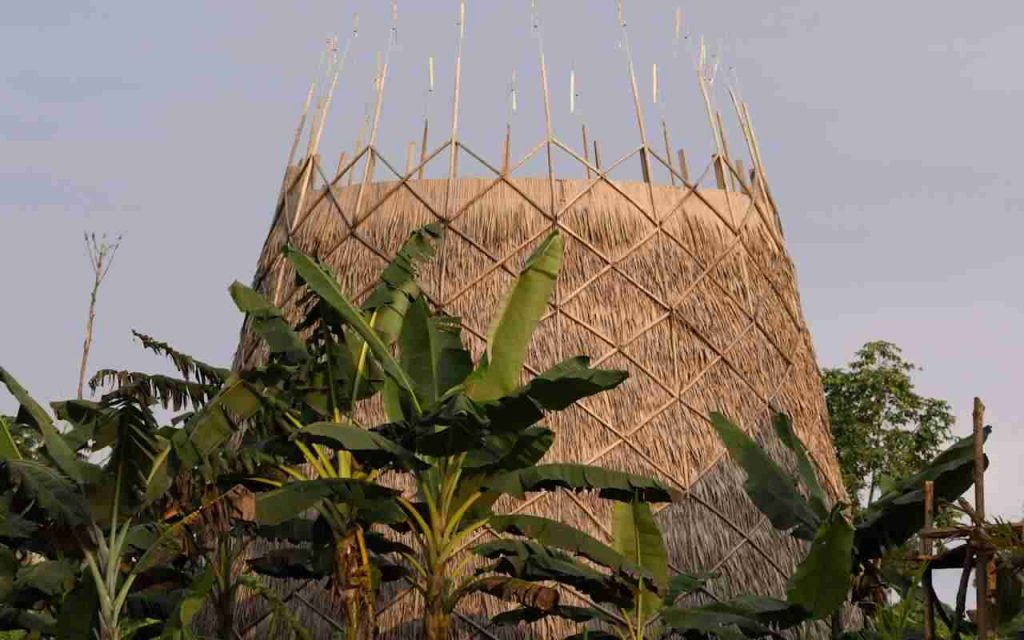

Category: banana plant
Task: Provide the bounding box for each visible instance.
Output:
[710,410,991,632]
[484,496,817,640]
[0,359,261,640]
[251,230,681,640]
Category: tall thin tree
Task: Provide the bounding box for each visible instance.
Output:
[78,232,121,399]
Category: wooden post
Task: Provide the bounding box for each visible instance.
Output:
[973,397,992,640]
[923,480,935,640]
[677,148,690,183]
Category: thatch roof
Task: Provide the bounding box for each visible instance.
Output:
[232,173,847,638]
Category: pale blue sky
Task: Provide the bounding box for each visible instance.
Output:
[2,0,1022,532]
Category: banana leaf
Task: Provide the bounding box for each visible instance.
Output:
[476,539,636,608]
[709,412,820,540]
[465,231,563,402]
[612,500,668,620]
[1,460,88,526]
[0,368,82,483]
[254,478,399,526]
[229,282,309,363]
[483,356,628,433]
[292,421,425,470]
[785,505,854,618]
[489,514,653,586]
[284,246,421,411]
[772,412,827,518]
[854,427,990,561]
[484,463,679,503]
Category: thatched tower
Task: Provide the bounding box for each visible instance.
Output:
[233,4,847,638]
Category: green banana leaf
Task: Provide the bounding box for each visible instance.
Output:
[1,460,88,526]
[284,245,421,412]
[476,539,635,608]
[854,427,990,560]
[484,463,680,503]
[361,222,443,345]
[230,282,309,362]
[491,604,617,627]
[772,412,827,518]
[254,478,399,526]
[785,505,854,618]
[465,231,563,402]
[489,514,653,585]
[612,500,669,621]
[292,421,424,470]
[483,356,628,433]
[709,412,820,540]
[0,368,82,483]
[398,297,472,406]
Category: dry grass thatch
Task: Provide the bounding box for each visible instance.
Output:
[231,172,847,639]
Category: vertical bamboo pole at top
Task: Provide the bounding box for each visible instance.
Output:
[405,142,417,175]
[619,0,680,404]
[922,480,935,640]
[438,1,466,308]
[716,111,737,193]
[352,10,398,227]
[442,1,466,221]
[419,56,434,180]
[582,125,592,179]
[534,1,562,359]
[593,139,602,171]
[502,124,512,175]
[677,148,690,183]
[418,119,430,179]
[335,152,348,180]
[973,397,993,640]
[662,120,676,186]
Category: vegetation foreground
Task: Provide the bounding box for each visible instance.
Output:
[0,226,1020,639]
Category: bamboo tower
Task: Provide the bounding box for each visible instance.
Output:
[233,3,847,638]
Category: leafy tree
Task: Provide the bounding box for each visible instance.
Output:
[823,341,955,509]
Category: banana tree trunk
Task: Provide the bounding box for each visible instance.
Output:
[423,575,450,640]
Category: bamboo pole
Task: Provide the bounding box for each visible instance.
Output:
[677,148,690,183]
[418,56,433,180]
[582,124,592,179]
[353,10,398,226]
[973,397,993,640]
[405,142,416,175]
[662,120,675,186]
[335,152,348,180]
[438,0,466,308]
[418,119,430,179]
[443,1,466,221]
[923,480,935,640]
[593,139,602,171]
[502,124,512,175]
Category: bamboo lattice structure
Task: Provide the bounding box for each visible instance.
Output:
[230,3,848,638]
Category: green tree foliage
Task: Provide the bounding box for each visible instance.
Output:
[823,341,955,509]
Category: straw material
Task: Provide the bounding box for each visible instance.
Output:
[234,174,846,639]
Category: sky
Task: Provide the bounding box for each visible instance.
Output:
[1,0,1022,529]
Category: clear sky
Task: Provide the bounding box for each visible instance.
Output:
[2,0,1021,530]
